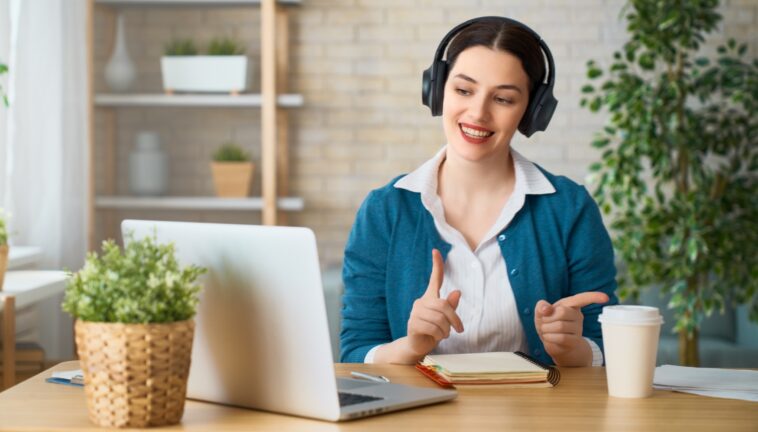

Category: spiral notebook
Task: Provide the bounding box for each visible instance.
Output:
[416,351,561,389]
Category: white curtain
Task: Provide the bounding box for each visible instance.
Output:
[0,0,89,359]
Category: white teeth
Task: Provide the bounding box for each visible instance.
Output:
[461,125,494,138]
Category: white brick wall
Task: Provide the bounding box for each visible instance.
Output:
[94,0,758,268]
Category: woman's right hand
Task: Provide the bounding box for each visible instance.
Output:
[405,249,464,358]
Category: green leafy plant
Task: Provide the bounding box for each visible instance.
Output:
[0,61,8,107]
[207,37,246,56]
[164,38,199,56]
[581,0,757,366]
[212,142,250,162]
[0,210,8,245]
[62,233,206,324]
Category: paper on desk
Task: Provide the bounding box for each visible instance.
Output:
[51,369,83,381]
[653,365,758,402]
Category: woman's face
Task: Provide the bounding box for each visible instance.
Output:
[442,45,530,163]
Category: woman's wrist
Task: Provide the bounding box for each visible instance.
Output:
[373,337,427,364]
[551,338,593,367]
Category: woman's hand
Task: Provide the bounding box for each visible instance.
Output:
[534,292,609,367]
[406,249,464,358]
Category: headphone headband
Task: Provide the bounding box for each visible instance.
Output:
[422,16,558,137]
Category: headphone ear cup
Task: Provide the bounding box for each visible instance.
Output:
[422,66,434,111]
[430,60,448,116]
[519,83,555,137]
[432,61,448,116]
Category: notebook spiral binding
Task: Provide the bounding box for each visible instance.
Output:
[514,351,561,386]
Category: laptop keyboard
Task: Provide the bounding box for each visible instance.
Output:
[338,392,383,407]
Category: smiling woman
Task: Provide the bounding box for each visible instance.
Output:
[340,17,618,369]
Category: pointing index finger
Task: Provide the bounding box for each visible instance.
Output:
[554,292,609,309]
[425,249,444,298]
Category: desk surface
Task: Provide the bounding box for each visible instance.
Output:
[0,361,755,431]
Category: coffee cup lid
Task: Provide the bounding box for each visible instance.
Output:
[598,305,663,326]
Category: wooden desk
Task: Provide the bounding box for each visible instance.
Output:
[0,271,68,390]
[0,361,755,431]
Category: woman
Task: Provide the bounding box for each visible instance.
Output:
[340,17,618,367]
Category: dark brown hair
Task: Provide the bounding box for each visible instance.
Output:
[446,20,546,98]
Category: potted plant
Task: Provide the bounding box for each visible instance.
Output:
[62,234,206,428]
[0,60,8,106]
[161,37,248,95]
[581,0,757,366]
[0,210,9,290]
[210,142,255,198]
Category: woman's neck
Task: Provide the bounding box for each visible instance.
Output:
[438,146,515,200]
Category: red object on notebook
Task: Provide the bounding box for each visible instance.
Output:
[415,364,455,389]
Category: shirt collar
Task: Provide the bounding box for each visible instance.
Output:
[394,145,556,196]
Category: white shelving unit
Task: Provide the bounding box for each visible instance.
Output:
[96,0,300,6]
[88,0,300,249]
[95,93,304,107]
[96,196,304,211]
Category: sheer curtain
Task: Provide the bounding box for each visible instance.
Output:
[0,0,89,359]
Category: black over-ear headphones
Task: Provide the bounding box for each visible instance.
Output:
[421,16,558,137]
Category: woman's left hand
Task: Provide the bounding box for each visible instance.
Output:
[534,292,609,367]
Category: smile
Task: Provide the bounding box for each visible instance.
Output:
[459,123,494,138]
[459,123,494,143]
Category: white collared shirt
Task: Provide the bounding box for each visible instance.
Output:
[364,146,603,366]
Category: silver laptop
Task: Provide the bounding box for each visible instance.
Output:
[122,220,456,421]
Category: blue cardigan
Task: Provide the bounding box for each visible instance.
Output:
[340,168,618,365]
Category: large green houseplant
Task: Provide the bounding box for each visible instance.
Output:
[581,0,757,366]
[62,234,206,427]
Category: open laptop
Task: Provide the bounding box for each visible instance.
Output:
[122,220,456,421]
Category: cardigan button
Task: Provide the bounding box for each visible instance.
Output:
[510,268,519,276]
[497,234,506,242]
[534,348,542,356]
[522,307,531,315]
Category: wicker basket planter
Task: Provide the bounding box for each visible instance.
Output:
[0,244,8,290]
[210,161,255,197]
[75,319,195,428]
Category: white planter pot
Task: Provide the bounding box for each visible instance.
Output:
[161,56,248,93]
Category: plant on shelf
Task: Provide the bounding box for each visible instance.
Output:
[212,141,250,162]
[210,141,255,198]
[0,210,9,290]
[581,0,757,366]
[164,38,199,56]
[161,37,248,95]
[207,37,246,56]
[62,233,206,428]
[0,60,8,107]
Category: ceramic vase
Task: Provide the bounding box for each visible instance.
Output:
[104,13,136,92]
[129,132,168,196]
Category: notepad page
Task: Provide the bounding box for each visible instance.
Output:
[654,365,758,392]
[425,352,544,374]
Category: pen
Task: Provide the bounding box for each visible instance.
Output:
[350,371,391,383]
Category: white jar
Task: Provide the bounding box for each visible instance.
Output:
[129,131,168,196]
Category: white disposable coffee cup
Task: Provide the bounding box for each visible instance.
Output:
[598,305,663,398]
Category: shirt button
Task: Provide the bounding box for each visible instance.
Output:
[470,261,478,268]
[498,234,506,242]
[523,307,531,315]
[510,268,519,276]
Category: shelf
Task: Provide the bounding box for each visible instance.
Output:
[95,93,304,108]
[96,0,301,6]
[95,196,304,211]
[8,247,43,270]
